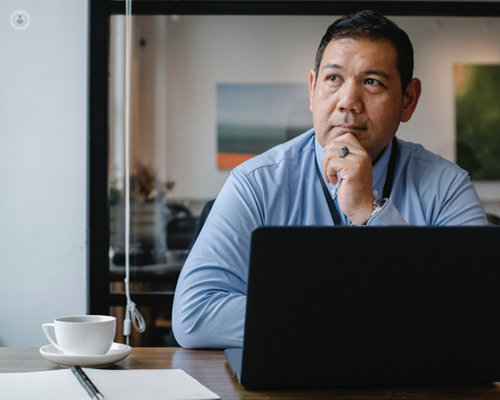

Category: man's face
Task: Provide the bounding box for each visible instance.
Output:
[309,37,415,161]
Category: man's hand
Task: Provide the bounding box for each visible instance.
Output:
[322,133,375,225]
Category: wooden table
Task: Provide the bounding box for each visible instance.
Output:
[1,347,499,399]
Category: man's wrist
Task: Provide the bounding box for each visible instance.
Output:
[351,196,377,225]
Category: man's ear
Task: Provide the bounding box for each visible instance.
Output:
[400,78,421,123]
[309,69,316,113]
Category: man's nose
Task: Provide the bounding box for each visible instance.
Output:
[336,82,363,114]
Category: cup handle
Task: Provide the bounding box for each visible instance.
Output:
[42,323,63,352]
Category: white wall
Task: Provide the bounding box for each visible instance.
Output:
[0,0,88,346]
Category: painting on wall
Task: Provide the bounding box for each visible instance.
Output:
[217,83,313,170]
[455,64,500,180]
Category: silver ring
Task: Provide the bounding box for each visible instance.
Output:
[339,146,349,159]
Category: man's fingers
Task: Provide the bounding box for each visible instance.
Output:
[322,145,364,182]
[322,132,371,182]
[324,156,362,182]
[324,133,363,156]
[320,132,375,225]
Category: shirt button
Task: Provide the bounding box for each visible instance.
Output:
[331,188,337,197]
[373,189,378,196]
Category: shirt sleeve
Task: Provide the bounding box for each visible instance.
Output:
[427,170,488,226]
[367,169,488,226]
[172,168,262,349]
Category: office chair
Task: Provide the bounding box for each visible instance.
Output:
[486,213,500,226]
[165,204,198,251]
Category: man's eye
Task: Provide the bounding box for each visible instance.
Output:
[327,75,338,82]
[365,78,381,86]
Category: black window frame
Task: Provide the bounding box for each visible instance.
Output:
[88,0,500,315]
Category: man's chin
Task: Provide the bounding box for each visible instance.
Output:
[324,130,364,145]
[316,129,368,149]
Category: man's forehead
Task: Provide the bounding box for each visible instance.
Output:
[320,37,398,70]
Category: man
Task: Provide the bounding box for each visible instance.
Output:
[172,10,487,349]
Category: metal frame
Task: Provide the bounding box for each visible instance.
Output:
[104,1,500,17]
[88,0,500,315]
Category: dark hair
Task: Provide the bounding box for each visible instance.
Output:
[314,10,414,94]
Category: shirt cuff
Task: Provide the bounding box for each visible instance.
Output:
[365,199,408,226]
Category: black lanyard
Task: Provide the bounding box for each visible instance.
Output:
[314,138,398,226]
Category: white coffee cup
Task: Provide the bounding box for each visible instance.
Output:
[42,315,116,356]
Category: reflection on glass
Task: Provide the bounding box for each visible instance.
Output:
[108,15,210,296]
[111,306,173,347]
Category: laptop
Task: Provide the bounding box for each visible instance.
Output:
[225,226,500,390]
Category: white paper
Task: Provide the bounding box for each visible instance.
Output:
[0,368,220,400]
[1,370,90,400]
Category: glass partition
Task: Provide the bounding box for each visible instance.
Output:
[94,4,500,345]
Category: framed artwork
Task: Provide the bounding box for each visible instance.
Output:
[455,64,500,180]
[217,83,312,169]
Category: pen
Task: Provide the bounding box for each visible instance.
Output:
[71,365,105,400]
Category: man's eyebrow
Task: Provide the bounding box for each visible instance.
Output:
[321,63,343,71]
[320,65,391,80]
[364,69,390,80]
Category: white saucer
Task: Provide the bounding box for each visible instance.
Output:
[39,342,132,368]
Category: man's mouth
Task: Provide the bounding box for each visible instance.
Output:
[332,125,367,137]
[335,124,366,130]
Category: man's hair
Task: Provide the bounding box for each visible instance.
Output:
[314,10,414,94]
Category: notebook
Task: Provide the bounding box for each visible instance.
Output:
[225,226,500,390]
[0,367,220,400]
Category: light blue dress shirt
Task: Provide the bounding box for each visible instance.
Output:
[172,129,487,349]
